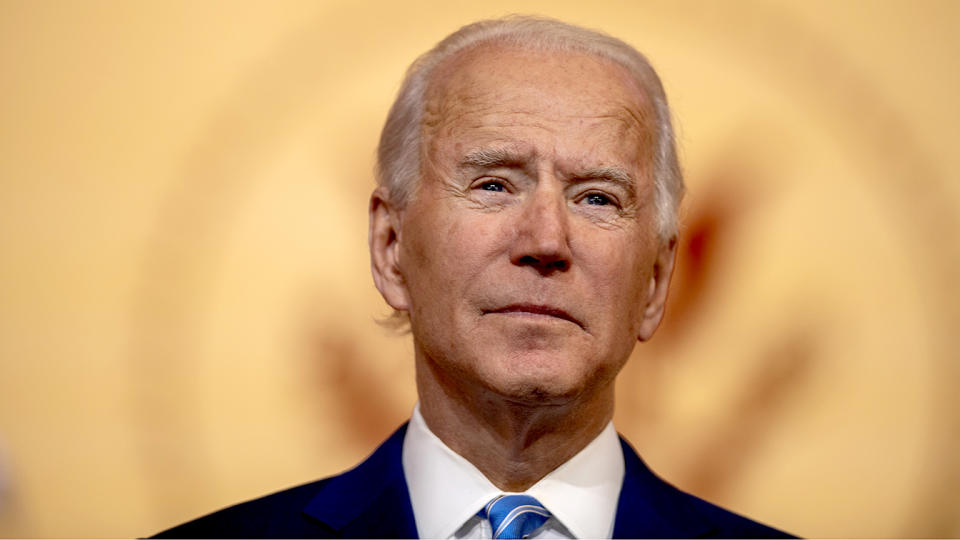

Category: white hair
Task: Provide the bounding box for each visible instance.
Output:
[376,15,684,239]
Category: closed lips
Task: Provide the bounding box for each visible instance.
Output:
[486,304,583,329]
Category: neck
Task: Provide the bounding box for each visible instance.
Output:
[415,354,615,492]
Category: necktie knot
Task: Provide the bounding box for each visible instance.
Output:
[480,494,552,539]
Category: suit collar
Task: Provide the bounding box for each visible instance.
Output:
[302,424,418,538]
[613,436,716,538]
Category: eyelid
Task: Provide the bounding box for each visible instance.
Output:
[470,176,513,192]
[573,186,623,208]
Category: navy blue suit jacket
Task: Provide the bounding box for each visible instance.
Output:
[154,424,792,538]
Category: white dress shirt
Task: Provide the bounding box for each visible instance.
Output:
[402,404,625,539]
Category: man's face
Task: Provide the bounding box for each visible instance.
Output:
[374,45,674,404]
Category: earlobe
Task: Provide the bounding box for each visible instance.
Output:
[369,188,410,312]
[637,235,678,342]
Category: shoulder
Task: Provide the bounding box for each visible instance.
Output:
[150,424,415,539]
[655,480,795,538]
[615,437,795,539]
[150,478,337,539]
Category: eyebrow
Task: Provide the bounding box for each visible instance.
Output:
[459,147,529,169]
[572,166,637,195]
[459,148,637,196]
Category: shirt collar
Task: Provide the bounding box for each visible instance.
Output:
[402,404,625,539]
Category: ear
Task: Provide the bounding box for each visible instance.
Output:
[369,187,410,312]
[637,235,678,342]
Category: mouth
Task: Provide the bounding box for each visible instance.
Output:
[484,303,584,330]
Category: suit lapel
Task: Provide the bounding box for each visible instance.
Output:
[302,424,419,538]
[613,437,714,538]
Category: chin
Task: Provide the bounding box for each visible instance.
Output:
[479,352,599,406]
[484,380,582,407]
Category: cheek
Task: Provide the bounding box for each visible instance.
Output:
[581,238,655,321]
[400,209,501,306]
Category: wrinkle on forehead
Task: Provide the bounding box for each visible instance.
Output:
[420,44,657,164]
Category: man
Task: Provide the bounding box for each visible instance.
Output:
[155,16,792,539]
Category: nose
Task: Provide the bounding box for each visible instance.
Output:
[509,186,572,275]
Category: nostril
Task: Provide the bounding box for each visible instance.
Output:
[516,255,569,274]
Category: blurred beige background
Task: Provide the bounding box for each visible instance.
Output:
[1,0,958,537]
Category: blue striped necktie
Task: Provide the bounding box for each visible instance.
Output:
[480,494,552,539]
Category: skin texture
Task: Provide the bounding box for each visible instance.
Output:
[369,44,676,491]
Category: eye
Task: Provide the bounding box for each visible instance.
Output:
[584,192,614,206]
[474,178,508,193]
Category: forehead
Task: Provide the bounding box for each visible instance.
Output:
[422,44,656,169]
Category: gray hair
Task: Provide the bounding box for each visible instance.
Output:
[376,15,684,239]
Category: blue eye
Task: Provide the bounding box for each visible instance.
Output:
[480,181,506,192]
[585,193,612,206]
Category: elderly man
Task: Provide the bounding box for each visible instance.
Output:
[155,16,791,539]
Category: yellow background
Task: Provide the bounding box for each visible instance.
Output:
[1,1,958,537]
